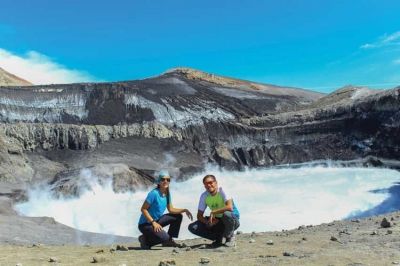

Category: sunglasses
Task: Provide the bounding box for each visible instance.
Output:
[203,180,215,186]
[160,178,171,183]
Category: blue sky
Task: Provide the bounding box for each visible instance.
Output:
[1,0,400,92]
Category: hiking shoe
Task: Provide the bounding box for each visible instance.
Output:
[224,236,236,247]
[161,239,182,248]
[210,240,223,248]
[138,235,150,249]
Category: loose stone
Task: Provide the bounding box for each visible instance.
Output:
[283,251,295,257]
[200,257,211,264]
[159,259,176,266]
[266,240,274,245]
[48,257,59,262]
[381,218,392,228]
[172,248,180,254]
[116,245,129,251]
[92,256,106,263]
[249,239,256,243]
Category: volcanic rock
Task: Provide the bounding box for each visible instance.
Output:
[92,256,106,263]
[380,217,392,228]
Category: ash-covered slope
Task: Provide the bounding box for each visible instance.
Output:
[0,68,32,86]
[0,67,323,125]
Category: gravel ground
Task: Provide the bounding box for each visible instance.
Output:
[2,211,400,266]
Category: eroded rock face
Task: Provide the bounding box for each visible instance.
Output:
[49,164,155,197]
[0,70,399,188]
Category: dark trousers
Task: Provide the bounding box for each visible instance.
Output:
[138,213,182,247]
[188,211,240,242]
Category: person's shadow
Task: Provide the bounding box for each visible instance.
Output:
[129,243,220,251]
[129,246,162,250]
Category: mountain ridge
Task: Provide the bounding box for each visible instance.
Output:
[0,67,33,86]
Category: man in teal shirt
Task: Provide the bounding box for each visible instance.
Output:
[188,174,240,247]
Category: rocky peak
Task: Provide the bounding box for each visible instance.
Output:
[165,67,324,101]
[309,85,381,109]
[165,67,255,88]
[0,67,33,86]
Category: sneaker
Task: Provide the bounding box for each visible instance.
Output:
[224,236,236,247]
[138,235,150,249]
[161,239,182,248]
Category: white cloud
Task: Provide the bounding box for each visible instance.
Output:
[0,48,97,85]
[360,31,400,49]
[393,58,400,65]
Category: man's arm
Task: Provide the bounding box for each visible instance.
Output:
[197,210,208,224]
[210,199,233,216]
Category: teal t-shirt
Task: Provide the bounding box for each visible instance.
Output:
[138,188,171,225]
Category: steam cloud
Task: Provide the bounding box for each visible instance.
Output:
[0,48,97,85]
[15,165,400,240]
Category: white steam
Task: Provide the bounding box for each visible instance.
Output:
[15,165,400,240]
[0,48,97,85]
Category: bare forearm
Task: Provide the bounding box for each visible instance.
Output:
[141,209,155,223]
[168,207,186,214]
[211,206,233,215]
[197,213,208,224]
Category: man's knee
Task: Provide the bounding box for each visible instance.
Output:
[188,221,199,234]
[175,213,183,221]
[222,211,234,220]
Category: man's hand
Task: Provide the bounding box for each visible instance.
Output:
[152,221,162,232]
[207,212,219,228]
[209,212,215,224]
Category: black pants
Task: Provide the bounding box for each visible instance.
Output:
[188,211,240,242]
[138,213,182,247]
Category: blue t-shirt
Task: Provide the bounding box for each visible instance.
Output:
[138,188,171,225]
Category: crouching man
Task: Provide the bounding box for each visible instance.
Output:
[188,174,240,247]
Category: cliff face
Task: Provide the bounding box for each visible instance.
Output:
[209,86,400,168]
[0,68,398,186]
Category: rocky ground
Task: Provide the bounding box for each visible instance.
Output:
[1,211,400,266]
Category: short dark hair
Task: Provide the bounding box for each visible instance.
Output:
[203,174,216,183]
